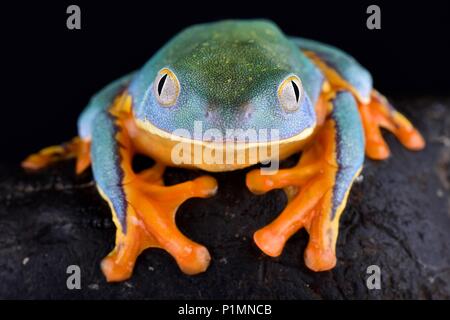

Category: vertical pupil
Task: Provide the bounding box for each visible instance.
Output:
[158,74,168,96]
[291,80,300,102]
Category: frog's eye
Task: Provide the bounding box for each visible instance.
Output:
[278,75,303,112]
[154,68,180,106]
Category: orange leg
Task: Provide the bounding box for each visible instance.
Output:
[247,91,364,271]
[247,127,343,270]
[22,137,91,174]
[100,163,218,281]
[360,90,425,159]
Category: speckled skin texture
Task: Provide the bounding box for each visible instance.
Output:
[330,92,365,217]
[77,73,134,139]
[91,112,128,230]
[128,20,322,141]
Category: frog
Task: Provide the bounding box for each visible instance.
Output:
[23,20,425,282]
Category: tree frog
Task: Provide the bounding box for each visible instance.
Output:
[23,20,424,282]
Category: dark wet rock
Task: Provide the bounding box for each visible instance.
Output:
[0,97,449,299]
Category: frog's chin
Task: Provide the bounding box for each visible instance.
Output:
[129,118,315,172]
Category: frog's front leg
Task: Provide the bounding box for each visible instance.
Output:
[91,109,217,282]
[246,92,364,271]
[292,37,425,160]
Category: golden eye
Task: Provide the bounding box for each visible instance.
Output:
[154,68,180,106]
[278,75,302,112]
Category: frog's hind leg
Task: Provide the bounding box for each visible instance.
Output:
[359,90,424,159]
[22,137,91,174]
[246,91,364,271]
[292,37,425,160]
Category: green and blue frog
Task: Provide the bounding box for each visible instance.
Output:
[24,20,424,282]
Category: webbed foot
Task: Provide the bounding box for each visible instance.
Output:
[22,137,91,174]
[359,90,425,159]
[100,163,218,282]
[247,130,342,270]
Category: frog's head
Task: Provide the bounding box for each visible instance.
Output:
[129,20,319,170]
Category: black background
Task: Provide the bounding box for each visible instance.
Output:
[1,0,449,163]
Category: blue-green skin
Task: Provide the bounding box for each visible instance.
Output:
[78,20,367,232]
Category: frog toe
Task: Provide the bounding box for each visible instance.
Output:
[100,213,159,282]
[246,163,320,195]
[360,90,425,159]
[304,189,339,272]
[304,240,337,272]
[364,131,391,160]
[192,176,219,198]
[254,227,287,257]
[396,124,425,150]
[101,256,131,282]
[175,245,211,275]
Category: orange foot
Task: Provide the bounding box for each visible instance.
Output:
[22,137,91,174]
[246,121,358,271]
[100,163,218,282]
[359,90,425,159]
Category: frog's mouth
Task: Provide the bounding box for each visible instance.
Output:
[135,118,315,149]
[133,118,315,171]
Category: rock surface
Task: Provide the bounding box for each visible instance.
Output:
[0,97,449,299]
